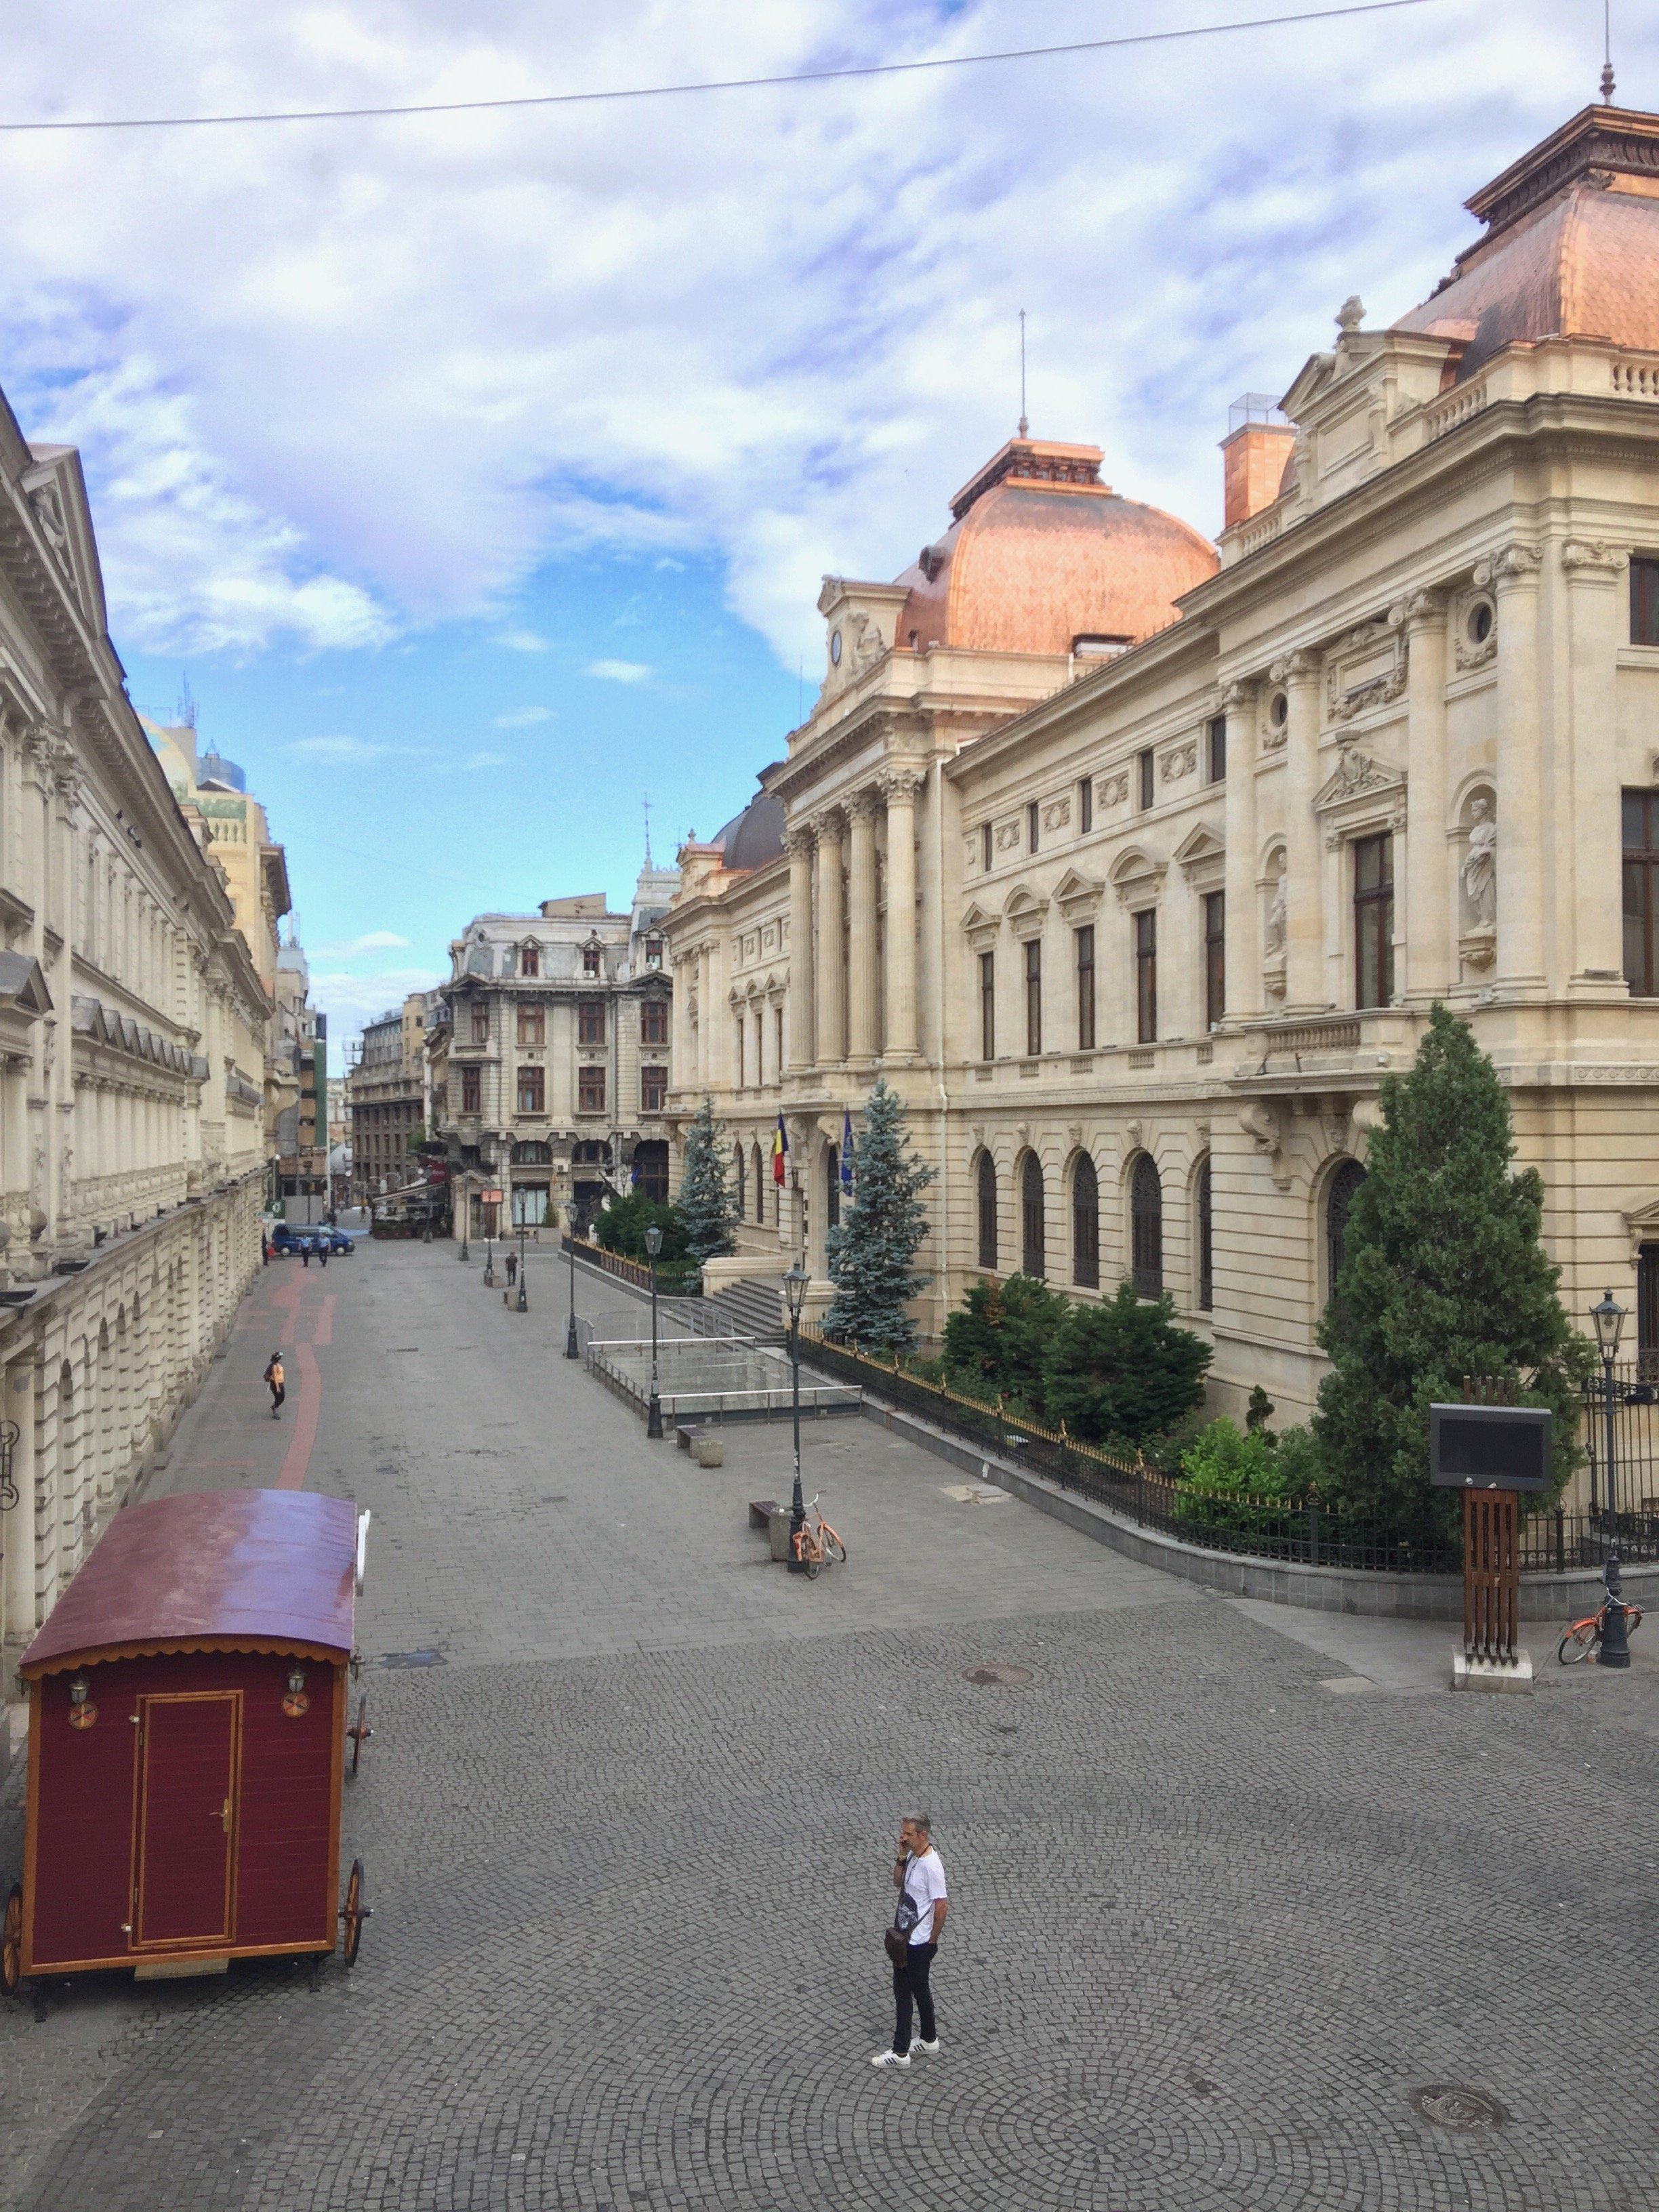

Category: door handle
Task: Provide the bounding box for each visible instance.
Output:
[220,1799,231,1834]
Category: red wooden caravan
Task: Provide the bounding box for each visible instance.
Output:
[2,1488,371,1994]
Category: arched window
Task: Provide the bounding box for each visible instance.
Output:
[753,1143,766,1225]
[1071,1154,1099,1288]
[1021,1154,1046,1279]
[976,1152,998,1271]
[1130,1153,1163,1296]
[1325,1158,1367,1308]
[825,1143,840,1233]
[512,1139,552,1166]
[1196,1155,1214,1311]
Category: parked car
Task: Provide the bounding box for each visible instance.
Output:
[271,1225,356,1257]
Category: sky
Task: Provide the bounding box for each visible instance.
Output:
[0,0,1648,1052]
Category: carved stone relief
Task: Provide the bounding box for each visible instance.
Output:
[1160,741,1198,783]
[1042,796,1071,831]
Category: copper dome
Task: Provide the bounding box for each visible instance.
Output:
[890,437,1216,657]
[1393,104,1659,377]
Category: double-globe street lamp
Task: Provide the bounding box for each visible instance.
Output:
[516,1218,529,1313]
[1591,1288,1632,1668]
[783,1261,810,1573]
[565,1207,580,1359]
[644,1223,663,1439]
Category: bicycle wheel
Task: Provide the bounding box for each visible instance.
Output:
[821,1524,847,1565]
[803,1546,821,1580]
[1627,1605,1643,1638]
[1557,1619,1599,1664]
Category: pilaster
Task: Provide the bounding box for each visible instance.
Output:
[846,792,880,1070]
[1394,590,1450,1002]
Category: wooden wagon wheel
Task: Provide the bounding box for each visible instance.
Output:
[340,1858,370,1967]
[346,1694,373,1776]
[1,1883,21,1997]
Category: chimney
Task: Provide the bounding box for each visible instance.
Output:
[1221,394,1295,531]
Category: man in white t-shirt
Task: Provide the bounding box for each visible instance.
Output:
[872,1814,948,2070]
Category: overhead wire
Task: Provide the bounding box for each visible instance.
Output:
[0,1,1436,134]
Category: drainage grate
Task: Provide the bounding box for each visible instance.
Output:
[1408,2087,1507,2133]
[378,1649,446,1668]
[963,1663,1034,1687]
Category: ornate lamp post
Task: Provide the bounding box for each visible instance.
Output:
[644,1223,664,1439]
[516,1218,529,1312]
[1591,1289,1631,1668]
[457,1176,470,1262]
[783,1262,809,1572]
[565,1207,579,1359]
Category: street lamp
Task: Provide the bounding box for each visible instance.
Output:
[565,1208,579,1359]
[1590,1289,1631,1668]
[457,1178,470,1262]
[783,1262,810,1572]
[644,1223,664,1439]
[516,1218,529,1312]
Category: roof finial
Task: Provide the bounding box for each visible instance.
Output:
[1017,308,1028,439]
[1602,0,1616,102]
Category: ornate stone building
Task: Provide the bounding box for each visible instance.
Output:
[0,392,269,1694]
[433,865,677,1237]
[348,991,434,1202]
[665,101,1659,1419]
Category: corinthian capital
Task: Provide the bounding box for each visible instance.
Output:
[877,764,927,803]
[1269,649,1319,685]
[844,788,880,823]
[783,821,817,857]
[1473,544,1542,590]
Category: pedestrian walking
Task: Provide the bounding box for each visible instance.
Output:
[506,1250,517,1286]
[872,1814,947,2070]
[264,1351,286,1420]
[319,1240,329,1269]
[301,1241,310,1268]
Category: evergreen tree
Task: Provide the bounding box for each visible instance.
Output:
[676,1097,737,1267]
[941,1275,1066,1417]
[1042,1282,1212,1447]
[1313,1002,1590,1523]
[825,1077,937,1355]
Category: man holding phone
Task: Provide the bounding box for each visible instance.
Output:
[872,1814,947,2070]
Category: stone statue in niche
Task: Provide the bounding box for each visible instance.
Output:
[1264,877,1287,957]
[1461,794,1496,926]
[1262,863,1288,1001]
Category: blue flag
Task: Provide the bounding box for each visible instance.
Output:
[840,1107,855,1190]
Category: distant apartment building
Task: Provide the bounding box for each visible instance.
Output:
[348,991,434,1200]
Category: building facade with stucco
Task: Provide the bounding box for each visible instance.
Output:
[665,102,1659,1428]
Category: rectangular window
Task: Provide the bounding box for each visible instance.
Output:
[1075,924,1096,1050]
[1025,939,1042,1057]
[644,937,663,969]
[1203,890,1226,1030]
[577,1000,607,1046]
[519,943,539,978]
[461,1066,480,1114]
[640,999,669,1046]
[516,1003,545,1046]
[981,822,994,872]
[1135,909,1158,1043]
[470,1007,489,1044]
[512,1183,549,1227]
[1137,748,1155,809]
[1623,788,1659,994]
[1207,714,1227,783]
[736,1017,746,1087]
[1633,557,1659,646]
[1027,800,1040,854]
[1078,777,1092,834]
[754,1008,764,1086]
[641,1065,668,1113]
[979,950,996,1061]
[1353,833,1395,1008]
[516,1067,545,1115]
[774,1006,783,1075]
[578,1065,607,1114]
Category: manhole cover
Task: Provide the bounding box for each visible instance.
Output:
[963,1663,1034,1687]
[1408,2086,1507,2133]
[378,1649,447,1668]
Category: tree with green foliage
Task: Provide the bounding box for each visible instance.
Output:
[825,1077,937,1355]
[594,1189,690,1270]
[1042,1281,1212,1447]
[941,1274,1066,1416]
[676,1097,738,1267]
[1313,1002,1591,1525]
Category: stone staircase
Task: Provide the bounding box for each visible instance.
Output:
[702,1276,787,1345]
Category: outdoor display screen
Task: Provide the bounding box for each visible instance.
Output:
[1428,1404,1553,1492]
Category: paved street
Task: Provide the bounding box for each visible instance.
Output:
[3,1237,1659,2211]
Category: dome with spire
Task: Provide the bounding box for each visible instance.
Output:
[887,435,1216,658]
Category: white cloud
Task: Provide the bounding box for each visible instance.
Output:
[291,734,392,760]
[457,747,509,769]
[314,930,411,957]
[0,2,1625,667]
[493,705,552,726]
[309,967,443,1048]
[587,658,651,684]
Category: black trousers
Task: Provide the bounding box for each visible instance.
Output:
[269,1385,285,1414]
[892,1941,937,2053]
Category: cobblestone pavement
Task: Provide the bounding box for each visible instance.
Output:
[3,1240,1659,2211]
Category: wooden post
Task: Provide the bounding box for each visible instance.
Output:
[1462,1488,1519,1664]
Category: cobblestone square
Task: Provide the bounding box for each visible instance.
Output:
[3,1242,1658,2211]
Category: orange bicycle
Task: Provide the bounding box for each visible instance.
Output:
[792,1494,847,1579]
[1558,1592,1644,1663]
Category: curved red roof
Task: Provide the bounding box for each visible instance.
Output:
[21,1488,357,1676]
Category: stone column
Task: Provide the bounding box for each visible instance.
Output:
[1486,543,1547,997]
[1275,651,1324,1012]
[1394,590,1450,1002]
[880,767,924,1061]
[1561,539,1629,987]
[846,793,880,1069]
[784,824,817,1071]
[1221,680,1260,1023]
[814,811,847,1067]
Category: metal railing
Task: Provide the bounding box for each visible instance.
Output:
[560,1233,701,1297]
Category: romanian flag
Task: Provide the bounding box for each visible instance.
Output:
[772,1112,789,1185]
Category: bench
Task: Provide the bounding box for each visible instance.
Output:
[747,1499,780,1529]
[675,1423,699,1452]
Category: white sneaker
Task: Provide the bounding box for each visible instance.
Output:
[869,2049,911,2070]
[909,2038,940,2057]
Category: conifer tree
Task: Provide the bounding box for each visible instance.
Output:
[676,1097,737,1267]
[825,1077,937,1355]
[1313,1003,1589,1523]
